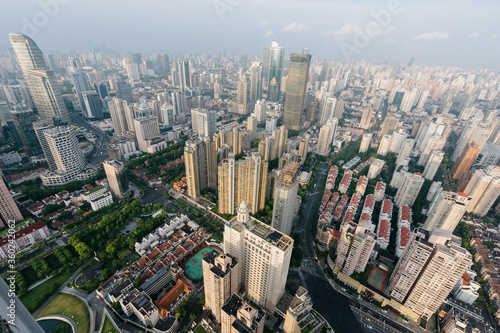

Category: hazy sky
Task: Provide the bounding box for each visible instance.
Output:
[1,0,499,68]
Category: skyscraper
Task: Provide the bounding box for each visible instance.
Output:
[191,108,217,138]
[10,109,42,156]
[418,136,446,166]
[220,294,266,333]
[133,116,160,153]
[316,118,337,156]
[103,160,129,198]
[464,166,500,216]
[423,192,471,232]
[68,58,91,113]
[451,120,492,162]
[0,176,23,227]
[202,250,240,322]
[156,54,170,75]
[451,142,480,180]
[394,172,424,207]
[10,34,69,125]
[224,201,293,312]
[218,153,268,215]
[108,98,135,135]
[283,54,311,130]
[236,75,252,115]
[116,81,133,103]
[33,120,56,170]
[249,62,262,101]
[81,91,103,119]
[272,162,300,236]
[266,41,285,102]
[422,150,445,180]
[388,228,471,319]
[184,138,217,199]
[359,133,373,153]
[177,60,191,92]
[359,108,373,129]
[247,116,257,141]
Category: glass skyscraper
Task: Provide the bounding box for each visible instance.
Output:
[283,53,311,130]
[267,41,284,102]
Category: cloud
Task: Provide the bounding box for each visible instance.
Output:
[413,31,450,40]
[264,30,274,37]
[468,32,480,38]
[282,22,310,33]
[259,21,269,27]
[492,34,499,39]
[335,23,363,36]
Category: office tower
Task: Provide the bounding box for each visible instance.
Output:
[224,201,293,312]
[319,96,337,125]
[156,54,170,75]
[451,120,492,162]
[359,133,372,153]
[262,46,271,86]
[94,82,108,100]
[283,54,311,130]
[422,150,444,180]
[418,136,446,166]
[202,250,240,322]
[103,160,129,198]
[171,91,187,115]
[377,134,391,156]
[268,78,279,102]
[128,53,142,64]
[266,41,285,102]
[360,108,373,129]
[254,100,267,123]
[408,57,415,67]
[464,166,500,216]
[81,91,103,118]
[10,109,42,156]
[39,126,86,186]
[177,60,191,92]
[184,138,217,199]
[249,62,263,101]
[108,98,134,135]
[451,142,480,180]
[116,81,133,102]
[0,176,23,227]
[423,192,471,232]
[69,60,91,112]
[191,108,217,138]
[247,116,257,141]
[394,172,424,207]
[388,228,471,319]
[333,99,345,120]
[133,116,160,152]
[218,153,268,215]
[335,221,377,276]
[272,162,299,236]
[380,113,399,135]
[220,294,266,333]
[316,118,338,155]
[305,102,317,124]
[9,34,69,125]
[236,75,252,115]
[160,103,174,125]
[266,117,277,135]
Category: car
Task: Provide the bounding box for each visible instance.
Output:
[367,325,373,329]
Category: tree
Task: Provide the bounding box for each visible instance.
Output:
[75,242,92,258]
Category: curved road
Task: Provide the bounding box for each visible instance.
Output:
[298,161,365,333]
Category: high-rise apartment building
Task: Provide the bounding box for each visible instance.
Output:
[220,293,266,333]
[0,176,23,227]
[218,153,268,215]
[191,108,217,138]
[359,108,373,129]
[254,100,267,123]
[247,116,257,141]
[359,133,372,153]
[396,138,415,166]
[237,75,252,115]
[394,172,424,207]
[283,54,311,130]
[380,113,399,135]
[108,98,134,135]
[377,134,391,156]
[10,109,42,156]
[272,162,299,236]
[224,202,293,312]
[388,228,471,319]
[464,166,500,216]
[184,138,217,199]
[249,62,263,101]
[423,192,471,232]
[305,102,317,124]
[451,120,492,162]
[9,34,69,125]
[103,160,129,198]
[316,118,338,156]
[335,221,376,276]
[272,126,288,159]
[451,142,480,180]
[319,96,337,125]
[133,116,160,152]
[418,136,446,166]
[202,250,240,322]
[423,150,445,180]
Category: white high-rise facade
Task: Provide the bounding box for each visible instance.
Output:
[451,120,493,162]
[394,172,424,207]
[418,136,446,166]
[108,98,135,135]
[422,150,445,180]
[316,118,337,155]
[224,202,293,312]
[359,133,372,153]
[464,166,500,216]
[133,116,160,152]
[254,100,267,123]
[191,108,217,138]
[377,134,392,156]
[423,192,471,232]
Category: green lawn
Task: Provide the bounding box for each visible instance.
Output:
[38,293,90,333]
[100,315,118,333]
[20,269,75,313]
[196,325,208,333]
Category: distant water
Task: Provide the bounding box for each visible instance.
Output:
[38,319,72,333]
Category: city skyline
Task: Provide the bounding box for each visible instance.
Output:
[0,1,498,68]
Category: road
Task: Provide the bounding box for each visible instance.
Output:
[69,112,110,164]
[298,161,366,333]
[350,302,415,333]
